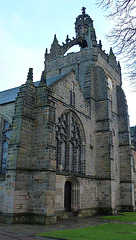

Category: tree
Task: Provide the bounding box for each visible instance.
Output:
[97,0,136,86]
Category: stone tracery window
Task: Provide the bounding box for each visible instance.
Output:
[1,119,11,174]
[56,111,84,174]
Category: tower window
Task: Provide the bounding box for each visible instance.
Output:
[70,82,75,107]
[71,82,74,91]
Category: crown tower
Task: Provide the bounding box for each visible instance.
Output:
[75,7,97,48]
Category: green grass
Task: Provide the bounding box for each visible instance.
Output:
[100,212,136,222]
[36,223,136,240]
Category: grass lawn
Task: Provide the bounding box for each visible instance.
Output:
[36,223,136,240]
[100,212,136,222]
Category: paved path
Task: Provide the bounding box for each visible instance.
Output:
[0,216,106,240]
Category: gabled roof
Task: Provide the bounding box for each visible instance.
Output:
[0,73,68,105]
[0,87,20,105]
[46,73,67,86]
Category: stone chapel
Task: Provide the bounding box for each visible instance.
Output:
[0,8,135,224]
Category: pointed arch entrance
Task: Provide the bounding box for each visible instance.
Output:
[64,181,72,212]
[64,177,80,213]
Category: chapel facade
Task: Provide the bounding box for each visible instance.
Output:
[0,8,135,224]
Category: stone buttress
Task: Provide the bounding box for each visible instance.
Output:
[1,69,56,224]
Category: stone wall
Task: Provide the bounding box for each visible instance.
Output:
[117,86,134,210]
[0,30,134,223]
[46,48,96,91]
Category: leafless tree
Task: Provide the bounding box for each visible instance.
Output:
[97,0,136,86]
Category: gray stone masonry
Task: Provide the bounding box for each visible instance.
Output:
[0,8,135,224]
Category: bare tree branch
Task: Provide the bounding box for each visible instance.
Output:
[97,0,136,85]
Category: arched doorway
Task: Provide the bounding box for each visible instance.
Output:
[64,177,80,213]
[64,181,72,212]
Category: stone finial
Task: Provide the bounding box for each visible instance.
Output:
[49,34,61,59]
[108,47,117,67]
[26,68,33,82]
[41,70,46,83]
[109,47,114,56]
[39,70,46,86]
[99,40,102,50]
[66,35,70,44]
[118,61,121,68]
[81,7,86,15]
[53,34,58,44]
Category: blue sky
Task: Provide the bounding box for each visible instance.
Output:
[0,0,135,126]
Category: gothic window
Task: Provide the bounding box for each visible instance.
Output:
[56,111,84,174]
[1,119,11,174]
[70,82,75,107]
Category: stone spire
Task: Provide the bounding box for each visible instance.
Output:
[46,34,61,60]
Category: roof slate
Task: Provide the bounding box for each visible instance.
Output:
[0,73,67,105]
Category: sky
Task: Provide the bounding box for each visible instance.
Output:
[0,0,135,126]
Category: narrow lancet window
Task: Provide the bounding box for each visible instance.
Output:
[70,82,75,107]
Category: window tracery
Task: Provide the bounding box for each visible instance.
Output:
[1,119,11,174]
[56,112,84,174]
